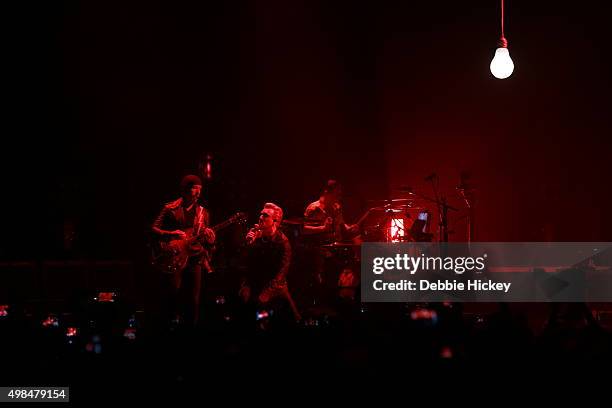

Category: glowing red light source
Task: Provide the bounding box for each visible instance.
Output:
[66,327,78,337]
[42,314,59,327]
[256,310,270,320]
[123,328,137,340]
[0,305,8,317]
[389,218,405,242]
[410,309,438,321]
[203,154,213,180]
[97,292,115,302]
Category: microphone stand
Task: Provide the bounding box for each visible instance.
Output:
[402,181,459,244]
[457,186,476,244]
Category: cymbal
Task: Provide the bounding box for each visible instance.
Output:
[396,186,415,194]
[369,205,428,213]
[321,241,360,248]
[367,198,413,204]
[370,207,407,213]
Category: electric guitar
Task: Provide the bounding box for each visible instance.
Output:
[151,212,247,275]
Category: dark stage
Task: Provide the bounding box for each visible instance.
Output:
[2,0,612,400]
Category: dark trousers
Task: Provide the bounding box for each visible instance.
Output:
[161,257,203,327]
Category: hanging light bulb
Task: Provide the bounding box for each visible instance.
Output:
[490,0,514,79]
[490,43,514,79]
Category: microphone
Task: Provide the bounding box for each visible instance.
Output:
[246,224,261,244]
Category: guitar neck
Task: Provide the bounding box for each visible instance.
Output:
[186,213,245,242]
[212,219,234,232]
[207,213,245,234]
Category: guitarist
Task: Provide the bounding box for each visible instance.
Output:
[152,175,215,328]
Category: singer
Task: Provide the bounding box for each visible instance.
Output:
[240,203,300,321]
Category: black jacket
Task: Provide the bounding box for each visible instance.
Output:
[152,198,210,235]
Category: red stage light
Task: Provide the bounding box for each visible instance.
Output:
[410,308,438,321]
[96,292,116,302]
[0,305,8,317]
[256,310,270,320]
[440,346,453,359]
[123,328,137,340]
[389,217,405,242]
[66,327,78,337]
[42,314,59,328]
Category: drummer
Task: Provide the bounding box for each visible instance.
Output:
[303,179,359,245]
[303,180,359,289]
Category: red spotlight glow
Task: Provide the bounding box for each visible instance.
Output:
[256,310,270,320]
[410,308,438,321]
[440,346,453,359]
[42,314,59,328]
[66,327,78,337]
[123,328,137,340]
[96,292,116,302]
[389,218,405,242]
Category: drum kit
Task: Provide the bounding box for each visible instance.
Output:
[280,192,439,303]
[281,176,474,312]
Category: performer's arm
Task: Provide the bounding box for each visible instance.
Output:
[338,208,359,235]
[245,227,261,245]
[302,207,332,234]
[152,207,184,237]
[303,223,329,234]
[341,222,360,235]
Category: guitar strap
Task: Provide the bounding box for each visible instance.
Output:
[194,206,204,235]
